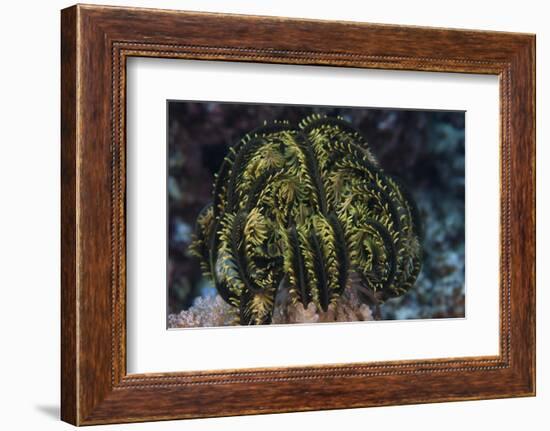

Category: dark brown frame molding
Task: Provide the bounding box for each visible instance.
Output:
[61,4,536,425]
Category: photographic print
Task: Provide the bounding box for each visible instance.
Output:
[167,101,465,328]
[61,7,535,423]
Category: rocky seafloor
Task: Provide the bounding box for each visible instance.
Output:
[167,103,465,327]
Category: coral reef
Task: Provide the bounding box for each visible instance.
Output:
[188,115,421,325]
[168,285,373,328]
[380,120,465,319]
[168,103,465,324]
[168,295,235,328]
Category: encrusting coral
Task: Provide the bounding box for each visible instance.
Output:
[188,115,422,326]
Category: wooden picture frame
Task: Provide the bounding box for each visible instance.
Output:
[61,4,535,425]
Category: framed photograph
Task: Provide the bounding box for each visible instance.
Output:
[61,4,535,425]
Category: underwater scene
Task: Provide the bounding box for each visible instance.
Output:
[167,101,465,328]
